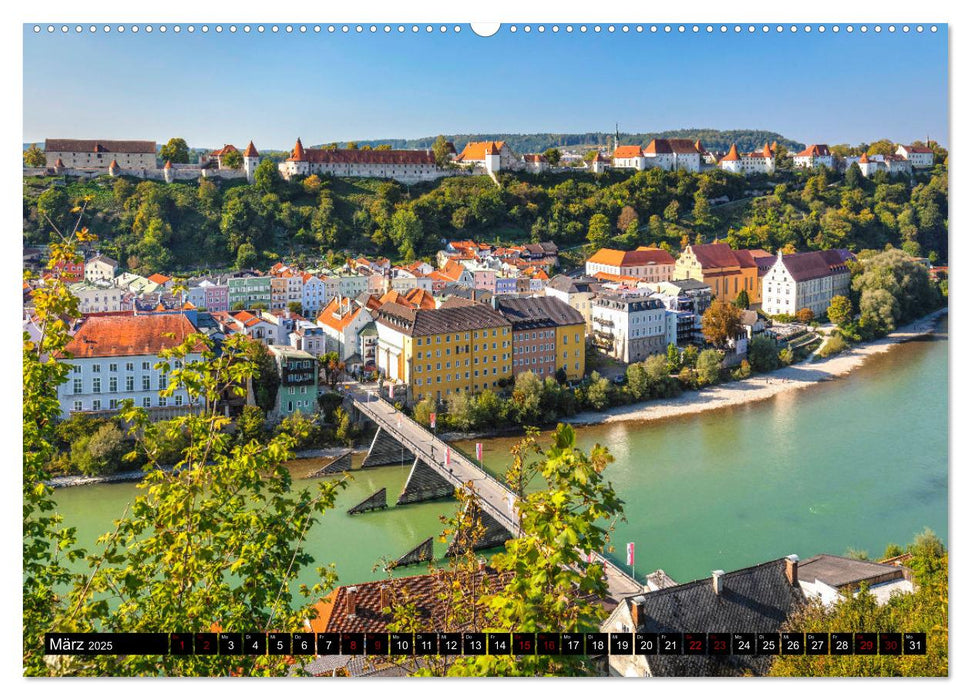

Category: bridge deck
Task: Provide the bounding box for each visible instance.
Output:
[349,388,643,603]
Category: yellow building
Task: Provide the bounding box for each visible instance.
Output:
[374,300,512,403]
[495,296,586,382]
[673,243,773,305]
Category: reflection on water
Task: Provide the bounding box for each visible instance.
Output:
[53,319,948,587]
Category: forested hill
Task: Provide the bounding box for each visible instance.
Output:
[321,130,805,154]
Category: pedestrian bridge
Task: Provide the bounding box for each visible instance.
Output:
[346,387,643,604]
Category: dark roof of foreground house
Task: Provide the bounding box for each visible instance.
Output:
[628,557,805,676]
[547,274,600,294]
[797,553,909,590]
[45,139,157,154]
[495,296,585,330]
[375,300,510,336]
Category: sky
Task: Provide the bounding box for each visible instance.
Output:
[22,23,948,149]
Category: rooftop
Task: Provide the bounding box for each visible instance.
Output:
[63,314,198,359]
[375,301,510,337]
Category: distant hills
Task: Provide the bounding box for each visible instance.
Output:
[318,130,806,155]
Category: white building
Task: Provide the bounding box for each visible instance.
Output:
[590,292,668,363]
[44,139,157,170]
[522,154,550,173]
[760,249,853,318]
[793,144,834,169]
[279,138,448,184]
[69,281,130,314]
[57,314,201,419]
[719,143,775,175]
[853,152,913,178]
[316,296,374,361]
[642,138,704,172]
[84,254,119,283]
[545,275,600,334]
[796,554,915,607]
[896,143,935,169]
[589,151,611,174]
[611,145,646,170]
[455,140,520,173]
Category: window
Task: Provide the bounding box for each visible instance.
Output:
[175,395,183,406]
[73,400,83,412]
[92,378,101,394]
[92,400,101,411]
[126,362,134,371]
[109,363,118,373]
[109,399,119,410]
[142,397,151,408]
[109,377,118,392]
[142,361,151,371]
[73,379,82,394]
[92,364,101,373]
[143,377,151,391]
[126,377,134,392]
[158,397,167,407]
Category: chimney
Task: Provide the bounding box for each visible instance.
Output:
[345,586,358,617]
[379,585,390,611]
[629,599,642,628]
[712,570,725,595]
[785,554,800,586]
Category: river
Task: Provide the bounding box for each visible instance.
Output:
[52,317,948,590]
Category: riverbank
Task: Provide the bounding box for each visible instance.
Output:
[566,307,948,427]
[45,445,363,489]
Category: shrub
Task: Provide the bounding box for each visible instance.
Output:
[748,335,780,373]
[695,349,723,386]
[817,333,848,358]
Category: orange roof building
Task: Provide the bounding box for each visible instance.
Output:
[585,246,676,284]
[57,314,203,417]
[674,243,774,304]
[242,141,259,158]
[456,140,507,162]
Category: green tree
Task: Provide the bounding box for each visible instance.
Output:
[389,208,423,262]
[695,349,723,386]
[287,301,303,316]
[221,148,243,169]
[625,362,649,401]
[447,425,625,676]
[584,372,612,411]
[254,158,280,193]
[747,335,779,373]
[586,213,612,248]
[827,295,853,327]
[63,333,346,676]
[663,199,681,222]
[24,143,46,167]
[70,422,127,476]
[235,405,269,446]
[236,242,258,270]
[250,340,281,413]
[159,137,190,164]
[432,135,452,167]
[681,344,699,369]
[543,148,561,166]
[412,394,438,427]
[852,248,939,332]
[770,531,947,677]
[666,343,682,373]
[734,289,750,309]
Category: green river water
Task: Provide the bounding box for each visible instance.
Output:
[51,317,948,590]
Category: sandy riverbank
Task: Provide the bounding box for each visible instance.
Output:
[566,307,948,427]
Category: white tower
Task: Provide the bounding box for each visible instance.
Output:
[243,141,260,183]
[484,142,501,175]
[163,160,174,183]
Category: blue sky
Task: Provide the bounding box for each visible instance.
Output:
[23,24,948,149]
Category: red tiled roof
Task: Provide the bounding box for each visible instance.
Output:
[456,141,506,161]
[63,314,197,358]
[588,247,675,268]
[317,297,363,332]
[644,138,703,155]
[45,139,156,154]
[147,273,171,284]
[687,243,762,270]
[523,154,546,162]
[109,159,119,168]
[612,145,644,159]
[859,152,870,164]
[403,287,436,310]
[313,569,510,634]
[292,138,306,161]
[720,144,741,162]
[210,144,238,157]
[243,141,259,157]
[796,144,831,157]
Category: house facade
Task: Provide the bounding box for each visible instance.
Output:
[545,275,601,334]
[793,144,834,169]
[591,292,667,363]
[896,144,934,168]
[585,247,676,283]
[279,139,447,184]
[44,139,157,170]
[495,296,586,382]
[674,243,769,304]
[56,314,201,419]
[84,254,118,283]
[760,249,853,317]
[269,345,319,417]
[374,301,512,404]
